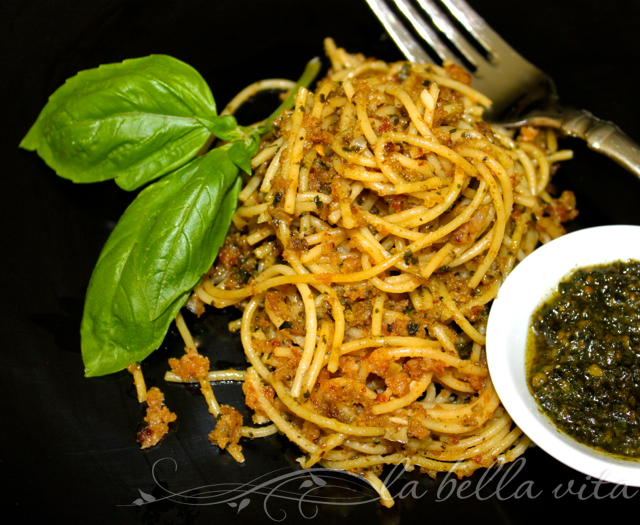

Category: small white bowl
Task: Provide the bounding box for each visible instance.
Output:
[486,224,640,486]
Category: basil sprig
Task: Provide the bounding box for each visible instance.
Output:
[81,144,249,376]
[21,54,320,376]
[21,55,229,191]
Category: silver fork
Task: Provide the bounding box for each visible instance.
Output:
[366,0,640,179]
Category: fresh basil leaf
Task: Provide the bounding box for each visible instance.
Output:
[227,129,261,174]
[20,55,233,191]
[196,115,244,141]
[81,144,246,377]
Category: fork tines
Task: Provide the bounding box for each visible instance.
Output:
[367,0,510,72]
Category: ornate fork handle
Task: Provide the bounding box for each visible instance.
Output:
[561,109,640,178]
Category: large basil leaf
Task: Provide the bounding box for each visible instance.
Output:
[20,55,229,191]
[81,144,248,377]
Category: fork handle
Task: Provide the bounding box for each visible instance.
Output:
[561,109,640,178]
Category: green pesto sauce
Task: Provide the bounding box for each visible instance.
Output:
[527,260,640,459]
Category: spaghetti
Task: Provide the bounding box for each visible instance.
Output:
[148,39,578,506]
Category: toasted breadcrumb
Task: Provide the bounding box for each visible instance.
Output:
[185,292,206,317]
[137,387,177,449]
[209,405,245,463]
[169,347,210,381]
[517,125,539,142]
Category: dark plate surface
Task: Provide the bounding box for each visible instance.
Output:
[3,0,640,523]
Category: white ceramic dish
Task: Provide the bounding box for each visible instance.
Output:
[486,224,640,486]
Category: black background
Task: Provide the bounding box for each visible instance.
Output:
[2,0,640,523]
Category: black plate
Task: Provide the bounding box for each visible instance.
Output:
[3,0,640,523]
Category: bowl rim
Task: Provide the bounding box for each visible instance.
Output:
[486,224,640,486]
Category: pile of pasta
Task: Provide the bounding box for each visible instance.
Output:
[164,39,578,506]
